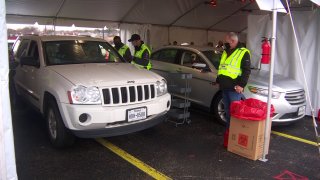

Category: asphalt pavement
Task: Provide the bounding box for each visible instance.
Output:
[12,105,320,180]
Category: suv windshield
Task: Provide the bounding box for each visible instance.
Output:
[201,50,221,69]
[44,40,124,65]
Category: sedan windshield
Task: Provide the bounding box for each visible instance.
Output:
[44,40,124,65]
[201,50,221,69]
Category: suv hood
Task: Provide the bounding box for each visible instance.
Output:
[48,63,162,87]
[249,70,304,92]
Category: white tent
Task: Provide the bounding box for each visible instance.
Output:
[6,0,315,48]
[1,0,319,178]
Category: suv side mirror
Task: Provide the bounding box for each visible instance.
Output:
[192,63,210,72]
[20,56,40,68]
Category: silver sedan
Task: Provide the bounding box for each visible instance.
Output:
[151,45,306,125]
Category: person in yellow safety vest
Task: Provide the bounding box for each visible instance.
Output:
[216,32,251,148]
[128,34,152,70]
[113,36,132,62]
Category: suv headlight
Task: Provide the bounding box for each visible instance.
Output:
[248,86,281,99]
[156,79,167,97]
[68,85,101,104]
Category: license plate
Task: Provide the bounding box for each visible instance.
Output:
[298,106,305,116]
[127,107,147,122]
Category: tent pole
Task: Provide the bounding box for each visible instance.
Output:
[0,0,18,178]
[260,0,277,162]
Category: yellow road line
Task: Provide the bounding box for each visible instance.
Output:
[271,131,318,146]
[95,138,172,180]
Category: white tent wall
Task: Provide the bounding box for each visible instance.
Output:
[55,19,118,29]
[120,24,232,51]
[150,25,169,50]
[169,26,207,46]
[208,31,225,46]
[0,0,18,179]
[120,23,152,54]
[208,31,247,47]
[247,10,320,116]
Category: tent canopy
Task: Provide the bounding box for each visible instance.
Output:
[5,0,316,32]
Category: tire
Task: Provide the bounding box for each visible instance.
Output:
[45,98,75,148]
[212,93,227,125]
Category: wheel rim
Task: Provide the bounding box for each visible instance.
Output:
[48,109,57,139]
[217,99,227,123]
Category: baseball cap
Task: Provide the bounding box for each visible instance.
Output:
[128,34,141,42]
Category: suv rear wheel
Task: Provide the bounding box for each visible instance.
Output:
[45,98,75,148]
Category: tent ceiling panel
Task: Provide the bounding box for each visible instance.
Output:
[209,11,249,32]
[6,0,64,17]
[5,0,317,31]
[58,0,138,21]
[173,1,250,30]
[123,0,203,25]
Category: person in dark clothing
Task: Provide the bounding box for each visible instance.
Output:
[216,32,251,148]
[128,34,152,70]
[113,36,132,62]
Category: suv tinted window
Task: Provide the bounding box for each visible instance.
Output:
[27,40,40,64]
[44,40,123,65]
[152,49,178,64]
[15,39,29,60]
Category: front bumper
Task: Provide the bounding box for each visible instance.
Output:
[58,93,171,137]
[72,111,167,138]
[244,91,306,124]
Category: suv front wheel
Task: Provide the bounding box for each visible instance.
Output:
[45,98,75,148]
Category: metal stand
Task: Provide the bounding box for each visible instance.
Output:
[166,73,192,126]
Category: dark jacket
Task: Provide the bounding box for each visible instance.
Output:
[216,43,251,90]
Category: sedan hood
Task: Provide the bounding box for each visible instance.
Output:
[249,70,304,92]
[48,63,162,87]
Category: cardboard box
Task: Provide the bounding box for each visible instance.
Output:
[227,117,265,160]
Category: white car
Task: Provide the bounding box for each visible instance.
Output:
[12,35,171,147]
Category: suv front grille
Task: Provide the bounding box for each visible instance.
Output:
[285,89,306,105]
[102,84,156,106]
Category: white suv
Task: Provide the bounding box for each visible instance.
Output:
[12,35,171,147]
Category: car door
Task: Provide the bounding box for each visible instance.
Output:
[178,50,218,108]
[151,48,185,97]
[13,39,30,98]
[22,40,42,108]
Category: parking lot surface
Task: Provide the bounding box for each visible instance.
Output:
[12,106,320,179]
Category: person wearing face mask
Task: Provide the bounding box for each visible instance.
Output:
[128,34,152,70]
[113,36,132,62]
[216,32,251,148]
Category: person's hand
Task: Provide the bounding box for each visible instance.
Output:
[234,85,243,93]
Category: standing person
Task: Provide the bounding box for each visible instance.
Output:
[216,32,251,148]
[128,34,152,70]
[113,36,132,62]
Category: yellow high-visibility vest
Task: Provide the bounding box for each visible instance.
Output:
[132,44,152,70]
[118,44,129,57]
[218,47,250,79]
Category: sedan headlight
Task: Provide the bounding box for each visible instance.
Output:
[156,79,167,97]
[68,85,101,104]
[248,86,281,99]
